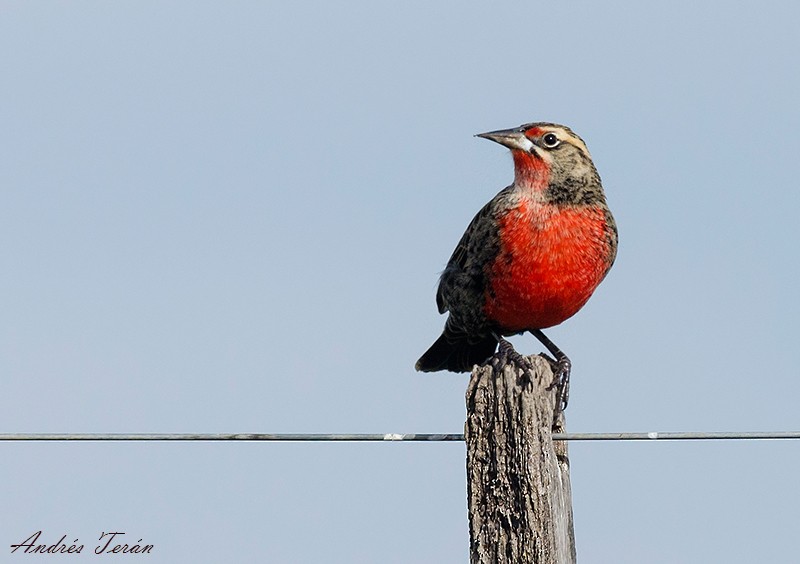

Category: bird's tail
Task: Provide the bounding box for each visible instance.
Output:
[415,331,498,373]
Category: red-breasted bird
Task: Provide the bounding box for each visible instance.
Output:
[415,122,617,409]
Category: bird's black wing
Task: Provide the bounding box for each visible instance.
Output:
[435,186,512,315]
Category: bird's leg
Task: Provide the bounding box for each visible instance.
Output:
[531,329,571,413]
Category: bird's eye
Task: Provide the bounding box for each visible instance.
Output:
[542,133,560,148]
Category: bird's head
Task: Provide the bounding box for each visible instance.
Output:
[477,122,601,203]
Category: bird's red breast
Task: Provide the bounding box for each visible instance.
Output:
[484,198,613,331]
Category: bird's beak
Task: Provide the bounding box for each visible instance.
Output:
[475,128,530,152]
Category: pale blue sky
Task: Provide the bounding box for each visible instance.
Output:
[2,2,800,562]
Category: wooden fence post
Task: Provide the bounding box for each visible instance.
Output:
[465,354,576,564]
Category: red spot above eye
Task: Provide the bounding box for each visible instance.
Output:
[524,127,543,139]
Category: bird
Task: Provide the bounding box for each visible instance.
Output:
[415,122,617,410]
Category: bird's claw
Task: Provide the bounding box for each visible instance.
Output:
[490,336,534,376]
[545,355,571,414]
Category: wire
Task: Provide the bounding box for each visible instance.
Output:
[553,431,800,441]
[0,433,461,441]
[0,431,799,442]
